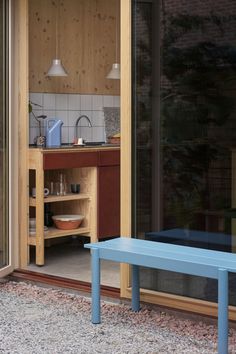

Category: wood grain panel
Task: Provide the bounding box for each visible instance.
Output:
[29,0,120,95]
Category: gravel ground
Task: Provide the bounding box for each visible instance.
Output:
[0,281,235,354]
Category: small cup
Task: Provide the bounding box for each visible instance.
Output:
[29,218,36,228]
[32,187,50,198]
[77,138,84,145]
[70,183,80,193]
[44,188,50,197]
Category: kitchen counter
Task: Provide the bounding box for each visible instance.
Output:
[29,143,120,153]
[28,145,120,266]
[29,145,120,170]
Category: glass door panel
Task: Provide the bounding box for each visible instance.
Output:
[132,0,236,304]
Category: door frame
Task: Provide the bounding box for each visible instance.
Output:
[120,0,132,296]
[13,0,29,270]
[0,0,20,277]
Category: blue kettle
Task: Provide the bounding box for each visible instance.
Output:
[46,119,63,148]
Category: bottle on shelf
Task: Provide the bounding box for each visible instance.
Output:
[58,173,67,196]
[44,203,54,227]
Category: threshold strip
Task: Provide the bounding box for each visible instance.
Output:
[9,269,120,299]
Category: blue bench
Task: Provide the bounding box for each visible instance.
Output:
[85,237,236,354]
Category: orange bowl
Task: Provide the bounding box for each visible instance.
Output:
[107,136,120,145]
[52,215,84,230]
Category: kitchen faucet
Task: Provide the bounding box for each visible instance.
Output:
[74,115,92,141]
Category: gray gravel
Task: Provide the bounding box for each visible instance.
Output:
[0,281,233,353]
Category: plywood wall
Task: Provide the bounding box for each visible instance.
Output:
[29,0,120,95]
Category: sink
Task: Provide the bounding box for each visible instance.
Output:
[84,141,105,146]
[59,142,119,149]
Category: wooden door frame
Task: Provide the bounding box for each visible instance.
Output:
[13,0,29,269]
[120,0,132,297]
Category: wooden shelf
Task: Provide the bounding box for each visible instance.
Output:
[28,226,91,245]
[29,193,90,206]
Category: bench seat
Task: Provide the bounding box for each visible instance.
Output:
[85,237,236,354]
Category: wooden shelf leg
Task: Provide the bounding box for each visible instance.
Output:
[35,165,45,266]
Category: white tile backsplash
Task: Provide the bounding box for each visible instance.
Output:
[55,110,68,125]
[30,111,43,127]
[68,94,80,110]
[103,95,114,107]
[68,127,76,144]
[43,93,56,110]
[80,95,92,110]
[113,96,120,107]
[68,110,81,126]
[81,127,92,142]
[44,110,56,120]
[29,93,120,144]
[92,126,105,141]
[92,95,103,110]
[29,93,43,108]
[91,111,104,126]
[55,94,68,110]
[61,126,69,144]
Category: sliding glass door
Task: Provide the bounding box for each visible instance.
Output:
[132,0,236,304]
[0,0,10,275]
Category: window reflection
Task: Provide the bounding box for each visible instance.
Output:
[132,0,236,303]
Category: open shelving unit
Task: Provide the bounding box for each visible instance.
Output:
[28,149,98,266]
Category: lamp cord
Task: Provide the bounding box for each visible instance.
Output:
[115,12,117,62]
[56,0,59,58]
[115,1,119,63]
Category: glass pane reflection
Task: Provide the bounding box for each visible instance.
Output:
[132,0,236,304]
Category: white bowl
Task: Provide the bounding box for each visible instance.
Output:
[53,215,84,221]
[29,218,36,228]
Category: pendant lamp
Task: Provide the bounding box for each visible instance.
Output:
[46,0,68,77]
[107,2,120,79]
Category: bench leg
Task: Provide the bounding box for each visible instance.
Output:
[132,264,140,312]
[218,268,228,354]
[91,248,101,324]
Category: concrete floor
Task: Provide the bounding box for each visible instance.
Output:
[25,239,120,288]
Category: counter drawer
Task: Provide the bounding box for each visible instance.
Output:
[43,152,98,170]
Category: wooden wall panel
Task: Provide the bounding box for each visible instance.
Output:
[29,0,120,95]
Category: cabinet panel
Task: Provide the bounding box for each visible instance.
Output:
[98,165,120,238]
[99,150,120,166]
[43,152,98,170]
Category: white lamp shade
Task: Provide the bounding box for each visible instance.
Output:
[46,59,68,77]
[106,63,120,79]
